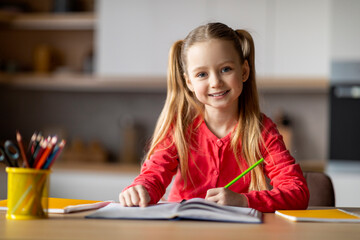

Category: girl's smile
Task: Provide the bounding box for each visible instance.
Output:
[208,90,231,98]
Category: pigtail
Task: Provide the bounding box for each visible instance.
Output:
[232,29,268,191]
[145,40,200,186]
[234,30,255,82]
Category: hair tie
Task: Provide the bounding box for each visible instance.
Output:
[234,30,250,59]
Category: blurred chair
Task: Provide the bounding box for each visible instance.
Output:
[304,171,335,207]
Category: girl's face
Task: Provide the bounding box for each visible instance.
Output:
[184,39,249,115]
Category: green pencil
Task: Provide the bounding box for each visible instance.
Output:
[224,158,264,188]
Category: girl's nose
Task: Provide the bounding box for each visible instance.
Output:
[209,73,223,88]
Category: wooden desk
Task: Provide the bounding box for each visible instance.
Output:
[0,210,359,240]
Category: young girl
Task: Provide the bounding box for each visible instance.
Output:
[119,22,309,213]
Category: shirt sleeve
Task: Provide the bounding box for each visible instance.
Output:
[243,115,310,212]
[122,135,179,204]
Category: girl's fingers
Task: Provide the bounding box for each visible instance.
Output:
[206,188,248,207]
[119,185,150,207]
[119,188,136,207]
[124,191,134,207]
[205,188,221,199]
[205,195,218,203]
[136,185,150,207]
[119,193,126,206]
[205,189,220,203]
[129,187,141,206]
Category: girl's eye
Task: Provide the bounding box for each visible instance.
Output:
[196,72,207,78]
[221,66,232,73]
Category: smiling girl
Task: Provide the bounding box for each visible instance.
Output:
[119,22,309,213]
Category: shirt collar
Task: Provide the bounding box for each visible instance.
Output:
[198,117,232,144]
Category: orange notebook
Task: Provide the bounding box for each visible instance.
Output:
[0,198,112,214]
[275,209,360,223]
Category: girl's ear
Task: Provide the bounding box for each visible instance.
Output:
[184,73,194,92]
[242,60,250,82]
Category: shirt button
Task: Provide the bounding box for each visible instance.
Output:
[216,139,223,147]
[213,170,219,175]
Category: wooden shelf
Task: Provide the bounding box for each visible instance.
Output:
[0,12,96,30]
[0,73,167,92]
[0,162,141,175]
[257,76,329,93]
[52,162,141,174]
[0,73,329,93]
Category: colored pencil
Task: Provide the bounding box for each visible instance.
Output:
[16,131,30,168]
[43,140,65,169]
[32,134,43,160]
[224,158,264,188]
[35,136,57,170]
[33,139,46,167]
[27,132,37,167]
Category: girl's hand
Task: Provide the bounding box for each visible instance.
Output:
[205,187,248,207]
[119,185,151,207]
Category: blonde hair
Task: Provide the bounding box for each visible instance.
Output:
[145,22,267,191]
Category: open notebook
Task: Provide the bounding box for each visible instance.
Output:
[276,209,360,223]
[86,198,262,223]
[0,198,112,214]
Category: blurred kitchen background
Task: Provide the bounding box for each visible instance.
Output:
[0,0,359,206]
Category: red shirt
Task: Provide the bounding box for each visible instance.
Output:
[126,114,309,212]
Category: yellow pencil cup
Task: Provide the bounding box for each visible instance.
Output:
[6,167,50,220]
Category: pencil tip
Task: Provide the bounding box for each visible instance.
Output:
[16,131,21,139]
[51,136,58,144]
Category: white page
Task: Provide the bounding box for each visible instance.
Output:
[87,202,179,219]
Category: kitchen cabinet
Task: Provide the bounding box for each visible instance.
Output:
[0,1,95,75]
